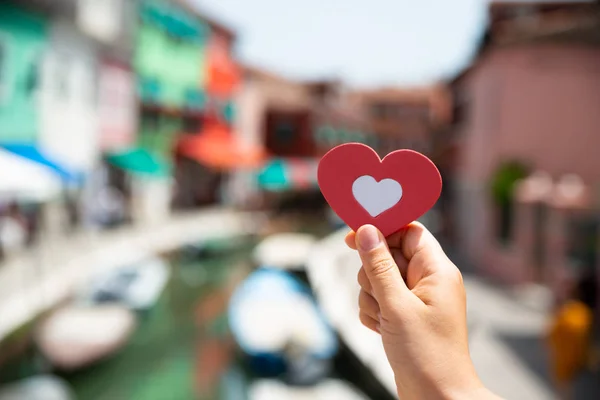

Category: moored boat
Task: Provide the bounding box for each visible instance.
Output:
[0,375,74,400]
[35,305,136,370]
[228,268,337,383]
[78,256,170,312]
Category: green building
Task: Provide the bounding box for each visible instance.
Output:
[0,3,47,144]
[133,0,209,168]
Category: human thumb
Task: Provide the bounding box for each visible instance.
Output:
[355,225,409,307]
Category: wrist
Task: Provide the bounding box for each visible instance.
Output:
[394,365,493,400]
[437,370,495,400]
[441,385,501,400]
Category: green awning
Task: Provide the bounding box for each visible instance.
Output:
[106,148,171,178]
[258,159,289,191]
[257,158,319,192]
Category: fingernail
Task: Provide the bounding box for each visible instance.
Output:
[377,312,382,322]
[375,323,381,334]
[357,225,381,251]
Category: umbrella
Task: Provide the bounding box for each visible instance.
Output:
[0,149,62,201]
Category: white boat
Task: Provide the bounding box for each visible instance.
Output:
[35,305,136,370]
[305,229,399,398]
[253,233,317,271]
[0,375,74,400]
[228,268,337,381]
[249,379,369,400]
[79,256,170,311]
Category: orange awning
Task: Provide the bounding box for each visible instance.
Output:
[178,125,267,170]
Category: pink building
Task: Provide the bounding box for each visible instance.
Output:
[449,2,600,302]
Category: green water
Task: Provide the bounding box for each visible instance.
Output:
[60,240,256,400]
[0,216,335,399]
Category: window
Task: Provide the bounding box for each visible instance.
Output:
[265,111,308,156]
[182,115,202,133]
[274,118,296,147]
[371,103,388,120]
[531,202,547,279]
[25,52,41,97]
[567,216,598,272]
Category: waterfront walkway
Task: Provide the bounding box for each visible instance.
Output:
[0,208,264,341]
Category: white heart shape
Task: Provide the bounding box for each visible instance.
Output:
[352,175,403,217]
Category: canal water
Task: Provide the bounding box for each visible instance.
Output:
[0,214,354,399]
[62,237,258,400]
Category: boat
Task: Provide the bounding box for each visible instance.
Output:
[249,379,369,400]
[252,233,317,271]
[0,375,74,400]
[35,305,136,370]
[228,268,337,383]
[305,229,399,398]
[180,235,252,261]
[78,256,170,312]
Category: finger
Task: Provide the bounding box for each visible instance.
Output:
[358,311,380,334]
[401,222,446,262]
[358,289,380,321]
[357,267,372,295]
[383,222,449,270]
[351,230,408,277]
[391,248,409,281]
[355,225,410,306]
[345,231,357,250]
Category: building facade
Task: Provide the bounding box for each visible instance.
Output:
[447,2,600,304]
[0,3,47,144]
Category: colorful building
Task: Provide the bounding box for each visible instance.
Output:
[0,3,47,144]
[446,1,600,304]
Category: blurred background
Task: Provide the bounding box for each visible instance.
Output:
[0,0,599,399]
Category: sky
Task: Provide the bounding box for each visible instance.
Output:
[194,0,489,87]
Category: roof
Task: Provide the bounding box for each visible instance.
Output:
[173,0,237,40]
[242,64,293,83]
[447,0,600,85]
[349,87,439,106]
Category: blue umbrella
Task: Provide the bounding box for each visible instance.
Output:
[1,144,80,183]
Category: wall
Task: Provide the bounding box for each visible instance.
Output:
[38,19,99,173]
[225,72,314,206]
[459,46,600,183]
[455,45,600,283]
[98,61,137,151]
[0,3,47,143]
[134,0,209,162]
[134,2,208,109]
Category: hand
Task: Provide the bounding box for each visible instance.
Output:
[346,223,499,400]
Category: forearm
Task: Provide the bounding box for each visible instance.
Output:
[394,367,502,400]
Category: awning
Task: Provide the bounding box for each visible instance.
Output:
[207,38,240,99]
[257,158,318,192]
[106,148,171,178]
[0,148,62,201]
[2,144,79,183]
[177,124,267,170]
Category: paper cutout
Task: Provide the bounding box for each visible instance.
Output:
[352,175,403,217]
[318,143,442,237]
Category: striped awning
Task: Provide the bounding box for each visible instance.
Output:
[257,158,318,192]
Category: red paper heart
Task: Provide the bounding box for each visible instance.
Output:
[318,143,442,237]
